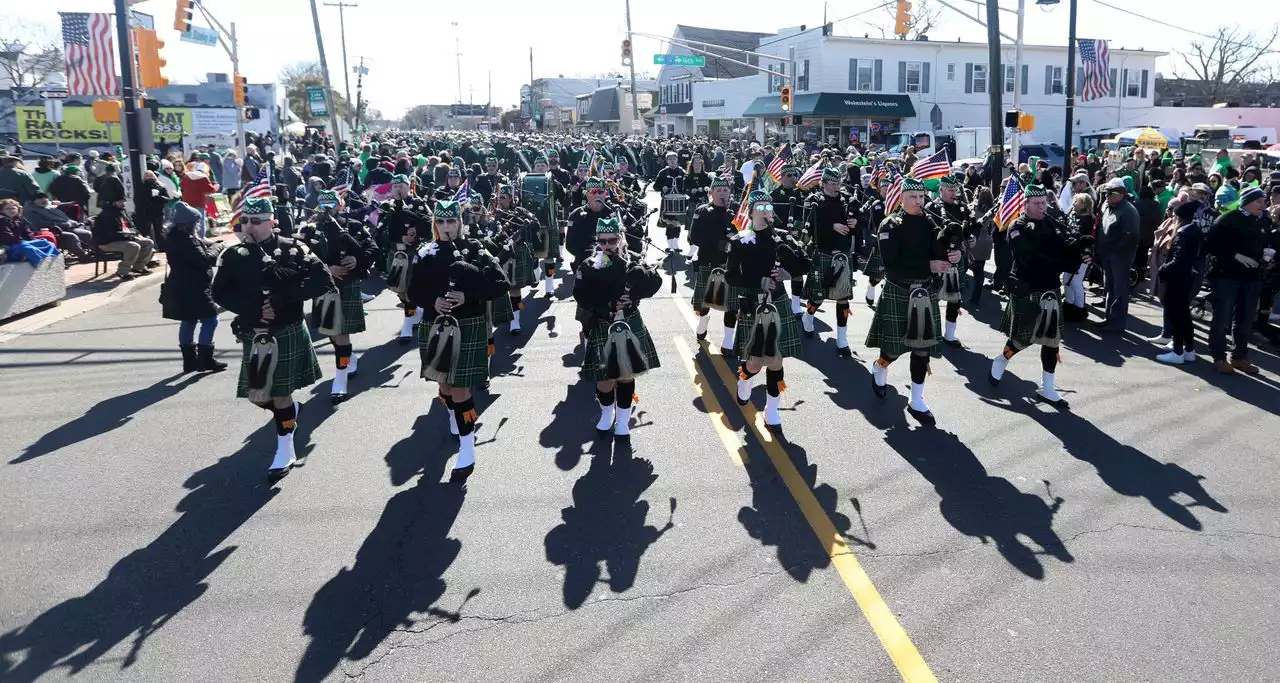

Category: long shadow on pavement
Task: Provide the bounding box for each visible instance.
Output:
[296,415,473,683]
[489,293,554,380]
[0,422,284,681]
[12,372,207,464]
[882,423,1074,579]
[539,383,600,472]
[544,439,676,609]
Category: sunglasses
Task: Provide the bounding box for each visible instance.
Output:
[753,203,774,212]
[246,217,272,226]
[597,236,621,245]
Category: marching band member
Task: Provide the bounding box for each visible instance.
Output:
[688,176,739,354]
[406,200,510,479]
[801,167,862,356]
[531,155,568,298]
[303,190,378,403]
[491,184,539,335]
[434,166,464,203]
[769,164,807,314]
[654,151,687,253]
[472,155,510,204]
[861,175,893,309]
[865,177,955,420]
[573,217,663,440]
[378,176,431,344]
[211,196,334,479]
[565,178,617,268]
[989,185,1092,408]
[926,174,979,347]
[683,155,713,263]
[727,190,810,429]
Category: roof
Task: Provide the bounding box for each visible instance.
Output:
[584,87,620,123]
[673,25,773,79]
[824,34,1167,57]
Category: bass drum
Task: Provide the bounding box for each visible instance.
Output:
[518,172,557,230]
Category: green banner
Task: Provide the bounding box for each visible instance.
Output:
[306,86,328,117]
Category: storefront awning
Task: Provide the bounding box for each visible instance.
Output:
[657,102,692,116]
[742,92,916,118]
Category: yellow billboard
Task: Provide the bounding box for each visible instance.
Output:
[17,106,191,144]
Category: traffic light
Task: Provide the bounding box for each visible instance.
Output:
[780,85,792,113]
[233,73,247,105]
[1017,112,1036,132]
[894,0,913,37]
[92,99,123,124]
[243,107,260,121]
[621,39,633,67]
[173,0,194,33]
[134,29,168,89]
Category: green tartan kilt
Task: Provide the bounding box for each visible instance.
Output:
[415,313,491,388]
[863,245,885,280]
[313,278,367,335]
[690,261,744,313]
[235,320,323,399]
[734,287,803,360]
[1001,288,1060,348]
[506,243,537,287]
[802,250,856,302]
[865,280,942,358]
[488,294,515,326]
[536,223,562,262]
[583,309,662,382]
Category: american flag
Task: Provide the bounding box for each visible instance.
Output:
[61,13,117,97]
[332,169,351,197]
[766,143,791,183]
[996,176,1025,229]
[229,167,273,224]
[1078,39,1111,102]
[908,149,950,180]
[884,172,905,213]
[731,177,755,232]
[451,179,470,203]
[869,160,887,187]
[796,159,824,190]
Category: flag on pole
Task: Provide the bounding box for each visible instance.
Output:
[884,172,905,213]
[869,160,888,188]
[731,178,755,232]
[332,169,352,197]
[452,179,471,203]
[907,149,951,180]
[1077,39,1111,102]
[796,159,824,190]
[60,13,117,97]
[996,176,1026,229]
[229,167,273,225]
[766,143,791,183]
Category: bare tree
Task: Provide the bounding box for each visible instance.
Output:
[401,105,435,130]
[0,20,65,89]
[1175,25,1280,102]
[879,0,943,41]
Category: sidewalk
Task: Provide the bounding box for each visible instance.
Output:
[0,232,239,344]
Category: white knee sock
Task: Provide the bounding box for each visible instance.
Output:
[722,327,735,350]
[455,434,476,469]
[614,407,631,435]
[836,326,848,348]
[764,394,781,425]
[696,313,710,335]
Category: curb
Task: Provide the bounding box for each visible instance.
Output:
[0,272,165,344]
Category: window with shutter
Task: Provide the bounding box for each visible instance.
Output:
[848,59,857,91]
[1044,65,1053,95]
[898,61,908,93]
[947,63,955,81]
[972,63,987,93]
[874,59,883,91]
[1109,68,1117,97]
[1005,65,1016,94]
[965,63,973,94]
[1022,65,1029,95]
[1125,68,1140,97]
[922,62,930,94]
[905,61,923,93]
[1076,67,1084,96]
[1140,69,1149,99]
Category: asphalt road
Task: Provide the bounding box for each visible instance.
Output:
[1,201,1279,683]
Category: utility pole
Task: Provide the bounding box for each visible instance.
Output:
[113,0,143,199]
[1010,0,1025,170]
[354,56,365,134]
[1063,0,1079,170]
[985,0,1004,194]
[192,3,246,159]
[452,22,463,105]
[624,0,642,136]
[323,1,358,130]
[308,0,343,142]
[529,47,535,132]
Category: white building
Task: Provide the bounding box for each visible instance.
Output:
[654,25,773,137]
[678,26,1162,152]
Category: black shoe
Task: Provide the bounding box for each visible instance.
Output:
[942,337,963,349]
[450,464,475,483]
[907,405,936,425]
[195,344,227,372]
[118,272,136,281]
[696,331,707,341]
[267,464,293,482]
[720,346,735,358]
[399,335,412,345]
[510,327,522,336]
[180,344,198,373]
[988,373,1001,387]
[330,393,348,405]
[803,328,815,338]
[871,374,887,399]
[837,346,852,357]
[1034,392,1071,410]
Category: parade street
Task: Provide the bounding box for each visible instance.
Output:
[2,206,1279,683]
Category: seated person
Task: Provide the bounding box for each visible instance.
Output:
[91,198,156,280]
[23,192,93,259]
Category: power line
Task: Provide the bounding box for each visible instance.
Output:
[754,0,899,50]
[1089,0,1280,56]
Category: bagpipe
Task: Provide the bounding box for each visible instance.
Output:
[744,257,785,369]
[602,283,650,382]
[420,278,463,384]
[245,287,280,404]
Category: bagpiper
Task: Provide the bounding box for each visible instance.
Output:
[683,155,713,263]
[434,166,465,203]
[211,196,334,479]
[865,176,957,420]
[688,176,740,354]
[769,164,807,314]
[491,183,540,335]
[377,176,432,344]
[573,217,664,440]
[989,184,1092,408]
[801,166,863,356]
[727,190,811,429]
[302,190,378,403]
[406,200,510,479]
[926,174,979,347]
[472,155,510,204]
[861,174,894,309]
[530,155,568,298]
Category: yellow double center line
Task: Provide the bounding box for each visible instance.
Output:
[671,301,937,683]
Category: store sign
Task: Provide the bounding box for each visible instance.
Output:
[701,100,725,107]
[844,98,903,109]
[306,86,328,117]
[15,105,192,143]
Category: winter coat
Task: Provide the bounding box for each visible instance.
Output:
[161,224,222,320]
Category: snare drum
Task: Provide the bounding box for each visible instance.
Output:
[661,193,689,219]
